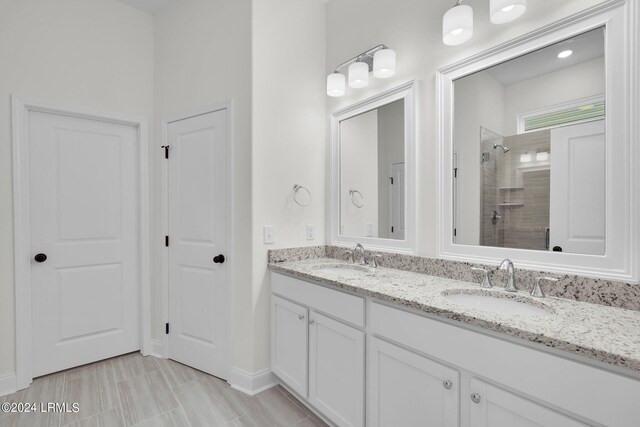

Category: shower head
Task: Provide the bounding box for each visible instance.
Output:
[493,143,510,153]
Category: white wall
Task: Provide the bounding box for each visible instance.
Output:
[252,0,326,372]
[326,0,610,257]
[154,0,254,371]
[503,57,605,135]
[0,0,154,378]
[340,110,379,237]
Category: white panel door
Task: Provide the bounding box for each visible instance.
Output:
[390,162,405,239]
[309,311,364,427]
[271,296,308,397]
[167,110,229,379]
[550,120,605,255]
[469,378,586,427]
[368,337,459,427]
[29,111,140,377]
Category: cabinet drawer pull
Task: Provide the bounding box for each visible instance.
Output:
[298,314,305,321]
[471,393,481,404]
[443,380,453,390]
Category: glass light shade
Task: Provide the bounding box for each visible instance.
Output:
[348,62,369,88]
[373,49,396,79]
[327,73,346,97]
[442,5,474,46]
[490,0,527,24]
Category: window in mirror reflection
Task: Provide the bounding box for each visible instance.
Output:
[453,27,605,255]
[340,99,405,240]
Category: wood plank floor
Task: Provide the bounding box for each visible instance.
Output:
[0,353,328,427]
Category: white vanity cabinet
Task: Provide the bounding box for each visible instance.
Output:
[271,273,365,427]
[368,337,459,427]
[271,295,308,398]
[309,311,365,427]
[271,272,640,427]
[371,301,640,427]
[468,378,586,427]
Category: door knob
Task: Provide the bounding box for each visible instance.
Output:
[34,253,47,263]
[213,254,225,264]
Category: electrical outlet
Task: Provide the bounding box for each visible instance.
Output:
[306,224,315,240]
[264,225,274,244]
[366,223,374,237]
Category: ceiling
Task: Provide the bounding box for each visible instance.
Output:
[116,0,176,14]
[485,27,605,86]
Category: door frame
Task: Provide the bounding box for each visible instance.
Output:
[159,102,234,381]
[11,96,152,390]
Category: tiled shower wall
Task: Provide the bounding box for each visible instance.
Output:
[481,129,551,251]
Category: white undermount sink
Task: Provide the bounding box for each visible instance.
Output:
[442,290,554,316]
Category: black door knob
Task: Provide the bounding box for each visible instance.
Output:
[213,254,225,264]
[34,253,47,263]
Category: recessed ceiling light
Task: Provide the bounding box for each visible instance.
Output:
[557,50,573,59]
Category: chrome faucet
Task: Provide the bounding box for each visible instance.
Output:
[471,267,493,288]
[371,254,382,268]
[499,259,518,292]
[531,277,559,298]
[353,243,366,266]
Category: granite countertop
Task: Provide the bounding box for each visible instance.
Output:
[270,258,640,374]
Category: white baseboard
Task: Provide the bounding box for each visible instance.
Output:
[228,367,279,396]
[0,374,17,397]
[149,339,166,358]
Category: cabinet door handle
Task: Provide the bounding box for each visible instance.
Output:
[309,319,315,325]
[443,380,453,390]
[470,393,481,404]
[298,314,305,321]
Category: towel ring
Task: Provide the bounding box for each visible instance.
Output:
[293,185,312,207]
[349,189,364,208]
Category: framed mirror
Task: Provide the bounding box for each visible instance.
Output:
[330,81,417,253]
[437,2,639,281]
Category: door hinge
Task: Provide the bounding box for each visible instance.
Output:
[161,145,170,159]
[165,323,169,334]
[165,236,169,247]
[389,177,394,185]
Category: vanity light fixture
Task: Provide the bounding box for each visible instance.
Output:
[557,49,573,59]
[490,0,527,24]
[348,62,369,88]
[373,49,396,78]
[443,0,527,46]
[443,1,474,46]
[326,44,396,97]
